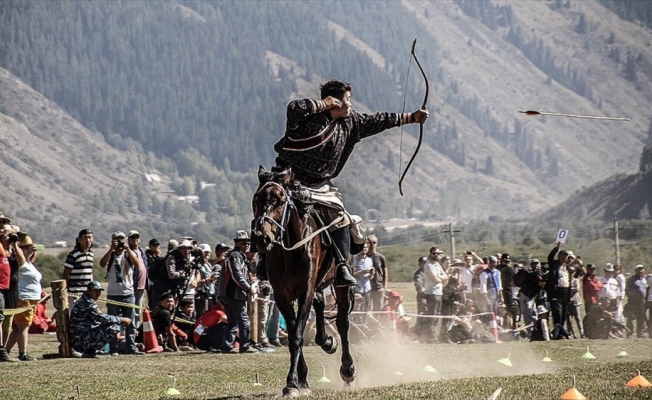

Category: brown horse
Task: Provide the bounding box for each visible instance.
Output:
[252,166,355,397]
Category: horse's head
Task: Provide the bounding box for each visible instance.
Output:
[252,166,292,253]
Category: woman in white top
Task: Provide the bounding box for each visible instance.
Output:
[5,235,41,361]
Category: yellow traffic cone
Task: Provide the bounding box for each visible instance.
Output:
[165,377,180,396]
[625,370,652,388]
[422,364,437,372]
[617,348,629,357]
[542,350,552,363]
[581,346,595,359]
[497,348,512,367]
[317,366,331,383]
[394,370,403,376]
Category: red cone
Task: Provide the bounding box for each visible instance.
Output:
[142,309,163,353]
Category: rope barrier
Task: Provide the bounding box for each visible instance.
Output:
[67,292,195,326]
[2,294,52,316]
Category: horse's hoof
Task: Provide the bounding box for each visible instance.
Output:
[299,387,311,396]
[283,387,301,397]
[340,365,356,384]
[322,336,338,355]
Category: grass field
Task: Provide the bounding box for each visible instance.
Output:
[3,284,652,399]
[2,333,652,399]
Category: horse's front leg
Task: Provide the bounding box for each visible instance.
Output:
[335,286,355,384]
[313,291,338,354]
[275,296,301,397]
[294,288,315,395]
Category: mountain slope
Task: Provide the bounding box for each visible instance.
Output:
[1,0,651,223]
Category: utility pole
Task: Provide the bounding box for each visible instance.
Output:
[613,217,620,265]
[442,222,461,258]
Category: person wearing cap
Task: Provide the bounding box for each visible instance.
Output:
[4,235,41,361]
[216,230,258,353]
[63,229,95,311]
[126,230,149,328]
[164,239,194,299]
[497,253,515,329]
[194,244,219,317]
[412,255,428,340]
[597,263,619,310]
[625,265,648,338]
[145,238,163,304]
[99,231,143,355]
[582,264,603,315]
[69,281,132,358]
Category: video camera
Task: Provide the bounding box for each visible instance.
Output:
[6,233,19,244]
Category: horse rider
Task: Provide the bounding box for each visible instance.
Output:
[256,79,429,287]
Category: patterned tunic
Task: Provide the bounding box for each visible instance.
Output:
[69,292,121,352]
[274,99,410,181]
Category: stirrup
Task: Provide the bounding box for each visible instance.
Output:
[334,263,357,287]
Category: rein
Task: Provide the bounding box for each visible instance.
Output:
[255,181,345,252]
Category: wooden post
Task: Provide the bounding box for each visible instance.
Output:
[51,279,72,357]
[248,294,258,344]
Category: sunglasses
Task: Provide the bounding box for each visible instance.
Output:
[369,241,377,245]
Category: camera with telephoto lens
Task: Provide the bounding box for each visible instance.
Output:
[116,239,126,249]
[6,233,19,244]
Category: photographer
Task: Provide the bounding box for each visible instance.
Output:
[194,244,219,317]
[164,240,194,299]
[99,231,143,355]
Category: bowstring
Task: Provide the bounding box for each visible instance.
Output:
[399,55,413,179]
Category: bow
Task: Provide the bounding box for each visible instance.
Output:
[398,38,429,196]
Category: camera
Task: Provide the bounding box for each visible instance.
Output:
[116,239,126,249]
[6,233,19,244]
[191,248,204,259]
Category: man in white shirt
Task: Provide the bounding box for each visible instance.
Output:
[598,263,619,311]
[614,264,626,323]
[423,247,448,341]
[352,243,374,320]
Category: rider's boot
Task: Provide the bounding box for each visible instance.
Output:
[334,262,357,287]
[255,253,268,281]
[331,227,357,287]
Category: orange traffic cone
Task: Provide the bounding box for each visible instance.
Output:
[142,309,163,354]
[625,370,652,388]
[561,375,586,400]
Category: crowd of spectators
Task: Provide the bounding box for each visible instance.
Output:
[407,243,651,344]
[1,208,651,362]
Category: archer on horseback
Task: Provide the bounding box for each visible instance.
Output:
[255,79,429,286]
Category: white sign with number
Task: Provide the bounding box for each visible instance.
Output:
[556,229,569,244]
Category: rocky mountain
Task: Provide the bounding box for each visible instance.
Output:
[1,0,651,232]
[539,144,652,221]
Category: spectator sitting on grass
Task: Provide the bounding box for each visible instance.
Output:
[152,291,179,352]
[69,281,132,358]
[174,298,196,347]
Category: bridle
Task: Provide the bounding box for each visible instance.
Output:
[253,180,345,252]
[254,181,293,246]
